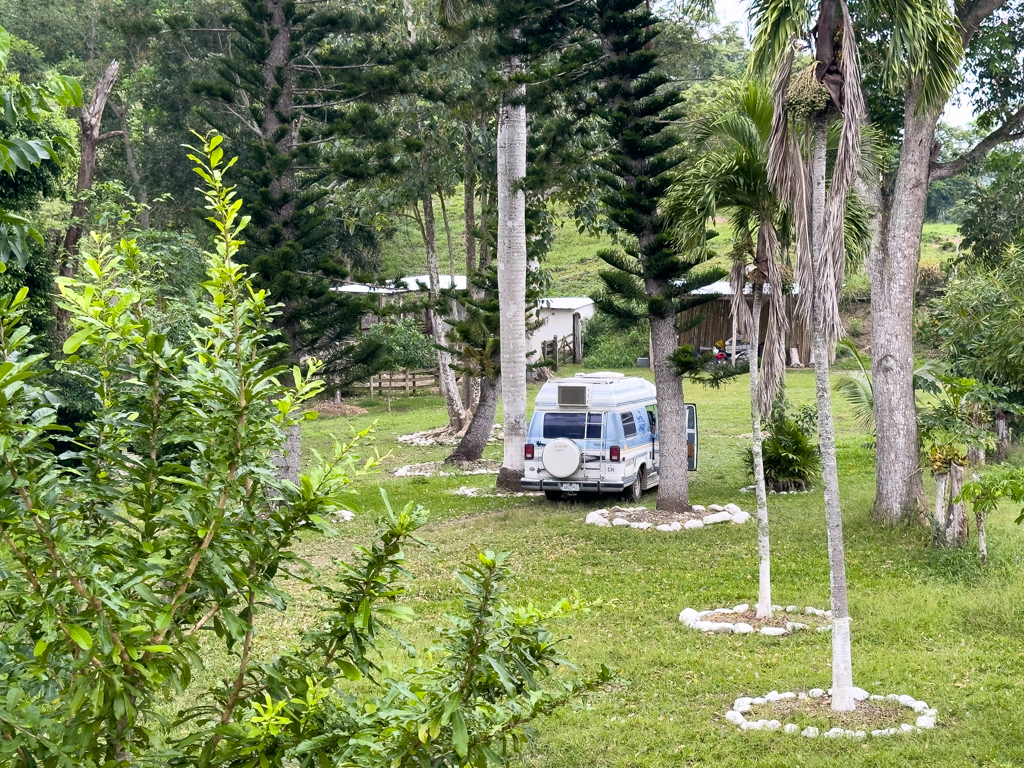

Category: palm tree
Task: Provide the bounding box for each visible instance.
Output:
[749,0,865,712]
[667,82,787,619]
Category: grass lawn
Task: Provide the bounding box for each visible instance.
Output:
[291,365,1024,767]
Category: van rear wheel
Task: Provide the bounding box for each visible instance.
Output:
[625,467,644,503]
[545,490,564,502]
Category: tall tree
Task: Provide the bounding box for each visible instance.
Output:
[194,0,415,376]
[752,0,868,712]
[667,81,789,616]
[591,0,721,513]
[855,0,1024,524]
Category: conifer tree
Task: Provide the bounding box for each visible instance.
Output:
[591,0,720,513]
[193,1,421,378]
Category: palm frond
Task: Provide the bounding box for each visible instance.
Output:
[834,373,876,430]
[748,0,814,79]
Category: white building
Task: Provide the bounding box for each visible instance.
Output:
[529,297,595,361]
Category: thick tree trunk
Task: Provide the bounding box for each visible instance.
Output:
[420,196,466,432]
[447,375,499,464]
[812,118,854,713]
[496,53,528,492]
[870,82,937,525]
[650,306,690,513]
[977,508,988,564]
[932,472,949,545]
[750,285,772,619]
[464,124,478,282]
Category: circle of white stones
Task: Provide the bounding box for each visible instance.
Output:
[584,503,750,531]
[679,604,833,636]
[724,688,938,738]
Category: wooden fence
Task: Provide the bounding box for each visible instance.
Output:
[350,368,444,397]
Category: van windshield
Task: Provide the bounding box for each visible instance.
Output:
[543,413,587,439]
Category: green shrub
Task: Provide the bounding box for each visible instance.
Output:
[744,412,821,492]
[582,312,650,368]
[362,316,437,371]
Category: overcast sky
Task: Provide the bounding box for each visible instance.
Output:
[712,0,974,126]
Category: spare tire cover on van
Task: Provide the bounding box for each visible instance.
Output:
[542,438,582,479]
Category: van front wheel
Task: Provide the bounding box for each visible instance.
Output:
[625,468,644,503]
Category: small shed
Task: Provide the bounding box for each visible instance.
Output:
[530,297,595,362]
[678,281,809,366]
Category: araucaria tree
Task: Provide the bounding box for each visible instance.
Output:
[667,82,788,617]
[752,0,866,711]
[194,0,413,376]
[592,0,719,514]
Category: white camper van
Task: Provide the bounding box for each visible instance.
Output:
[520,372,698,502]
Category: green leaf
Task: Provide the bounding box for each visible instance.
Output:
[65,624,92,650]
[33,637,48,657]
[63,326,93,354]
[451,709,468,757]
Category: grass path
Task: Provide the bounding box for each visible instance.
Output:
[294,367,1024,767]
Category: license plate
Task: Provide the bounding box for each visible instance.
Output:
[560,483,581,492]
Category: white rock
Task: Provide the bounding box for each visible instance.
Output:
[733,622,754,634]
[798,692,808,700]
[853,731,867,739]
[693,621,716,632]
[708,504,725,512]
[724,503,743,514]
[585,510,608,524]
[772,605,784,611]
[691,505,706,513]
[593,517,611,527]
[785,605,798,613]
[898,695,916,707]
[633,506,648,513]
[911,700,929,713]
[764,691,781,702]
[923,708,938,717]
[886,694,901,701]
[699,610,718,617]
[655,524,673,532]
[679,608,699,624]
[731,511,751,524]
[824,610,832,618]
[684,519,705,530]
[852,687,870,702]
[900,723,916,733]
[786,622,808,632]
[612,517,631,527]
[872,728,895,737]
[669,521,683,531]
[765,720,782,731]
[703,511,734,525]
[808,689,825,699]
[733,697,753,712]
[733,603,749,613]
[779,692,796,700]
[916,716,936,730]
[784,723,800,734]
[823,728,844,739]
[801,727,819,738]
[751,697,767,706]
[712,622,736,634]
[869,695,884,701]
[725,710,746,725]
[635,522,652,530]
[816,626,832,633]
[760,626,787,636]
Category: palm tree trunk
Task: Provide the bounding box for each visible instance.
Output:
[811,117,855,712]
[870,80,937,525]
[418,196,466,432]
[496,52,528,491]
[750,284,772,619]
[447,375,500,464]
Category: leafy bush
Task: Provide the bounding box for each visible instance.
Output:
[0,136,608,767]
[362,316,437,371]
[582,312,650,368]
[745,409,821,492]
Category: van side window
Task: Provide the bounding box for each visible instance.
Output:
[620,412,637,437]
[646,406,657,433]
[586,412,603,439]
[543,413,586,439]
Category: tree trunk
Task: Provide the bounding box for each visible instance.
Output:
[932,472,949,546]
[995,411,1010,463]
[479,181,492,270]
[447,375,499,464]
[944,462,968,548]
[110,101,148,229]
[977,508,987,564]
[870,82,937,525]
[812,118,854,713]
[464,123,478,283]
[649,306,690,513]
[419,196,465,432]
[750,285,772,619]
[496,53,528,492]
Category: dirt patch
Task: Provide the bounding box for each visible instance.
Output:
[699,606,830,631]
[393,460,500,478]
[600,505,705,526]
[312,401,369,417]
[752,696,906,730]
